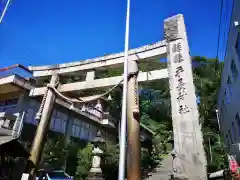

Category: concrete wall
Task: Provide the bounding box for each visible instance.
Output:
[218,0,240,160]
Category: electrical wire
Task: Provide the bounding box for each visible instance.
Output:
[223,0,235,61]
[0,0,11,23]
[222,0,228,61]
[216,0,224,61]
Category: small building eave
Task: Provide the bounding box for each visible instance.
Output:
[0,112,17,121]
[0,74,34,91]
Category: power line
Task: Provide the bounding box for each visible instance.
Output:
[0,0,11,23]
[216,0,224,61]
[223,0,235,62]
[221,0,228,61]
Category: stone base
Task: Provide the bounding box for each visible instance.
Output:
[86,172,105,180]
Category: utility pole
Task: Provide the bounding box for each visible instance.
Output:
[118,0,130,179]
[28,74,59,180]
[209,137,213,162]
[215,109,221,145]
[127,60,140,180]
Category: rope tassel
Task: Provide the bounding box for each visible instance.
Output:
[35,87,49,121]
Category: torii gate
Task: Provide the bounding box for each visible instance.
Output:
[27,14,207,180]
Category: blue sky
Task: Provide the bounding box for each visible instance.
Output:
[0,0,233,68]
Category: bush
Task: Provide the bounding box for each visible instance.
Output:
[75,141,158,180]
[41,135,67,170]
[75,143,93,180]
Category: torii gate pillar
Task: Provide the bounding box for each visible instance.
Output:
[164,14,207,180]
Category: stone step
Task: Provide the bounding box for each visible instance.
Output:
[147,174,171,180]
[146,154,172,180]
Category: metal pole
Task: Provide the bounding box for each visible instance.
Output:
[12,111,25,138]
[28,74,59,180]
[209,137,213,162]
[215,109,221,131]
[127,60,140,180]
[118,0,130,179]
[17,111,25,138]
[0,0,11,23]
[215,109,221,144]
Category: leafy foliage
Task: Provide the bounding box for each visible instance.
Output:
[101,142,120,180]
[74,141,156,180]
[65,139,86,176]
[192,56,227,172]
[41,135,67,170]
[75,143,93,180]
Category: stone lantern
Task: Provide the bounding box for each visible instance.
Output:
[87,131,106,180]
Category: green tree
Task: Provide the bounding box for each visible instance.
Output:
[75,143,93,180]
[66,139,87,176]
[192,56,227,172]
[41,135,67,170]
[101,142,119,180]
[74,140,157,180]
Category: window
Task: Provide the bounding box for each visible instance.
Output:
[50,110,57,130]
[50,117,55,129]
[80,122,84,138]
[29,100,39,109]
[231,60,238,81]
[30,109,38,125]
[54,118,63,132]
[62,120,67,133]
[80,122,90,140]
[228,130,233,145]
[74,119,80,126]
[219,107,224,128]
[25,100,40,125]
[72,124,77,136]
[231,122,237,142]
[221,100,227,119]
[75,125,80,137]
[235,33,240,61]
[25,108,34,123]
[50,110,68,133]
[227,76,232,96]
[235,113,240,136]
[224,89,230,104]
[89,126,97,140]
[225,134,230,148]
[0,98,18,114]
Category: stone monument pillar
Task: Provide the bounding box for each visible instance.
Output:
[87,131,106,180]
[164,14,207,180]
